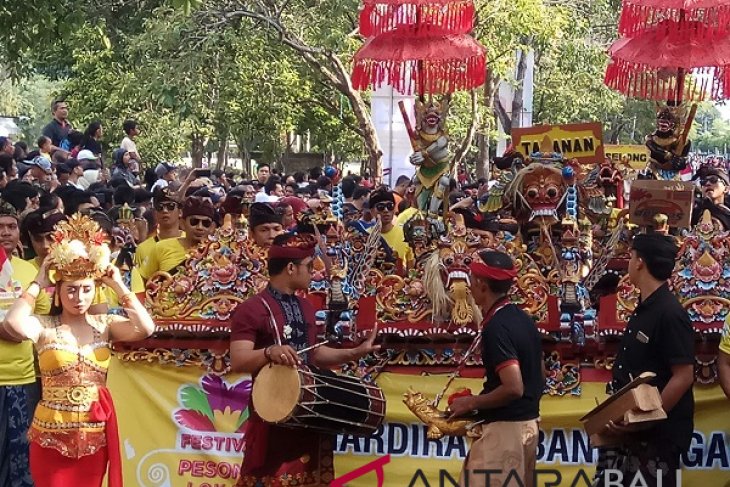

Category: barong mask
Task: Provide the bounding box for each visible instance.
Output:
[423,214,480,327]
[510,164,566,225]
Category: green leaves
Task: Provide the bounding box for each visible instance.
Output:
[169,0,202,15]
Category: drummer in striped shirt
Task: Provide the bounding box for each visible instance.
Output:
[229,232,379,487]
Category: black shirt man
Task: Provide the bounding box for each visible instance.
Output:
[450,250,543,486]
[595,233,695,487]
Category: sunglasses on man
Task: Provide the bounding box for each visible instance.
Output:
[188,216,213,228]
[374,202,395,212]
[701,175,725,186]
[155,202,179,212]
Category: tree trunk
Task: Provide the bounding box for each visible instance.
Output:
[476,70,495,180]
[199,7,384,181]
[511,43,531,130]
[453,90,479,169]
[216,131,229,170]
[191,133,205,168]
[328,53,383,182]
[609,122,627,144]
[349,94,382,181]
[493,94,512,136]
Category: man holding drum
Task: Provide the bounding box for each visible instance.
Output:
[230,232,379,487]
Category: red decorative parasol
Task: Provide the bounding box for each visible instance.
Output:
[352,27,486,94]
[359,0,475,37]
[352,0,486,95]
[605,20,730,100]
[618,0,730,37]
[606,0,730,101]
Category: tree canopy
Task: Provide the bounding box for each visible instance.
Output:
[2,0,728,171]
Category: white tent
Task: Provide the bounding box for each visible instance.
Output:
[0,117,20,138]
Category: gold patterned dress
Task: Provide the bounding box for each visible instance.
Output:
[27,316,123,487]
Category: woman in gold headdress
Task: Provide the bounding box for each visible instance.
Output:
[1,214,156,487]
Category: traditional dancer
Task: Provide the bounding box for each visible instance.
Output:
[2,214,155,486]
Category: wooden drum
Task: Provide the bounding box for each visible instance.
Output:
[252,364,385,436]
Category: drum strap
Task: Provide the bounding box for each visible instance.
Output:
[259,296,283,347]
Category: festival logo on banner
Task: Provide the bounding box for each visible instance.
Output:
[132,373,251,487]
[174,375,251,434]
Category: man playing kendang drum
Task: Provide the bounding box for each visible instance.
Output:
[229,232,379,487]
[448,250,543,487]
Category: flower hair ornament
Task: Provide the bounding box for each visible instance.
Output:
[48,214,111,282]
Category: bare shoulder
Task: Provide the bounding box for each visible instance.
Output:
[33,315,56,344]
[36,315,56,329]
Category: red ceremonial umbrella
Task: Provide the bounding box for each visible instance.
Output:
[352,26,486,94]
[605,19,730,100]
[618,0,730,37]
[359,0,475,37]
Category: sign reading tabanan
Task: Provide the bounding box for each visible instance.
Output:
[512,122,604,164]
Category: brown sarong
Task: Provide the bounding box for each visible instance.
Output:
[460,419,539,487]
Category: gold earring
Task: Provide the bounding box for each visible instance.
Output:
[53,291,60,308]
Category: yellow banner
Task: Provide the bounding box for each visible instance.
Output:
[108,359,250,487]
[107,359,730,487]
[605,144,650,170]
[512,122,604,165]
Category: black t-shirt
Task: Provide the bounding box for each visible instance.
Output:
[612,283,695,449]
[42,119,72,148]
[84,139,104,158]
[691,198,730,230]
[479,303,543,423]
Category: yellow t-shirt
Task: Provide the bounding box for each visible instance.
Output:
[396,207,419,227]
[104,267,145,308]
[135,236,158,275]
[136,233,184,280]
[380,225,413,264]
[720,314,730,356]
[141,238,189,278]
[0,257,51,385]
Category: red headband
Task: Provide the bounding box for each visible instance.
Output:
[469,261,517,281]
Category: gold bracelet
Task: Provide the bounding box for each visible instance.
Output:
[120,292,137,307]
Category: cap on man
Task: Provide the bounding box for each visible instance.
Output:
[152,162,177,192]
[24,156,53,190]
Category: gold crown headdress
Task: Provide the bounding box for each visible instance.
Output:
[48,214,111,281]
